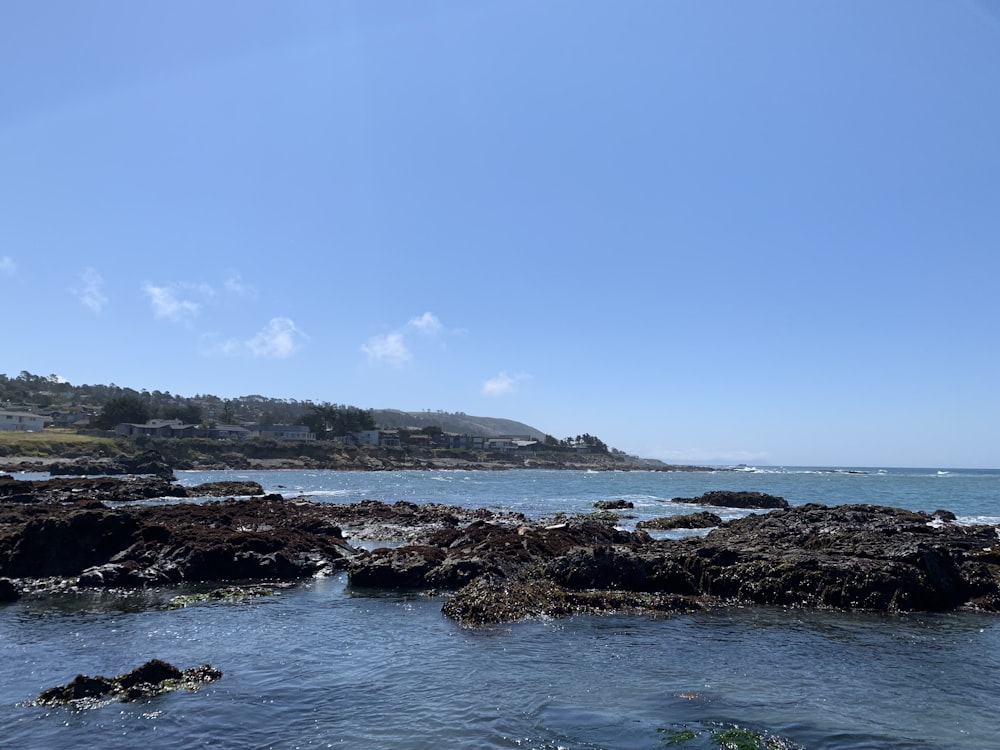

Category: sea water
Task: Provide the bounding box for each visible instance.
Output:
[2,467,999,749]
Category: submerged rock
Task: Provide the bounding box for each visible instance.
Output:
[441,574,701,625]
[35,659,222,706]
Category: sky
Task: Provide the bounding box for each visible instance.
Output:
[2,1,999,468]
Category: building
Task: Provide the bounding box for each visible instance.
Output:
[250,424,316,441]
[208,424,252,440]
[485,436,538,455]
[344,429,381,446]
[115,419,199,438]
[0,410,49,432]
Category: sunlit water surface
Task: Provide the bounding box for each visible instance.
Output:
[2,467,999,748]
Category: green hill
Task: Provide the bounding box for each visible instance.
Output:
[371,410,547,440]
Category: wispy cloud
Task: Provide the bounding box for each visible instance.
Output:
[224,272,257,299]
[247,317,307,358]
[481,371,530,397]
[0,256,15,275]
[407,311,443,336]
[363,311,446,367]
[202,317,308,359]
[75,267,108,314]
[143,282,202,323]
[362,332,411,367]
[142,274,257,323]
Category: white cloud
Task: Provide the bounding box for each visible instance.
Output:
[407,311,443,336]
[224,273,257,299]
[202,317,308,359]
[0,256,15,275]
[76,267,108,314]
[247,317,308,358]
[141,276,250,322]
[143,282,201,323]
[362,332,411,367]
[481,371,529,397]
[363,311,447,367]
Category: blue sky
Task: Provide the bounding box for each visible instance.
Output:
[3,1,999,468]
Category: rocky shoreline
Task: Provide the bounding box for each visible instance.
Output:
[2,471,999,625]
[0,445,720,474]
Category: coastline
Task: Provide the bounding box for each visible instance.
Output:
[0,448,720,474]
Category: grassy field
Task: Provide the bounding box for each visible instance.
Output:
[0,428,122,458]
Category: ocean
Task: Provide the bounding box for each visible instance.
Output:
[2,467,998,749]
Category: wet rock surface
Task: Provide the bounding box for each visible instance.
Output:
[0,473,186,504]
[47,450,176,479]
[637,511,724,530]
[670,490,789,509]
[0,576,19,602]
[2,473,998,626]
[375,503,1000,625]
[0,476,522,587]
[35,659,222,706]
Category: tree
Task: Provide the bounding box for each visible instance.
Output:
[94,394,150,430]
[303,403,376,439]
[159,403,202,424]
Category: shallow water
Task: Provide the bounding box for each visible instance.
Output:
[2,467,999,748]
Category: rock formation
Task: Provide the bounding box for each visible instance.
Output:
[2,473,998,627]
[35,659,221,705]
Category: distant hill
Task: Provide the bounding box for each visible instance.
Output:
[372,410,547,440]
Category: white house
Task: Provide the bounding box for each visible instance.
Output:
[251,424,315,441]
[0,410,49,432]
[346,429,381,446]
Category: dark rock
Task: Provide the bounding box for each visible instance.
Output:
[442,503,1000,624]
[35,659,222,705]
[48,450,175,480]
[348,517,638,591]
[1,495,358,584]
[671,490,788,509]
[187,481,265,497]
[637,511,723,530]
[0,576,19,602]
[349,545,449,588]
[5,479,999,628]
[593,499,634,510]
[442,574,701,625]
[3,508,143,577]
[0,475,186,504]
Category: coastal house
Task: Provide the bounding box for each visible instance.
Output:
[344,429,381,447]
[115,419,199,438]
[250,424,315,441]
[406,433,433,449]
[43,407,93,428]
[0,410,49,432]
[378,430,401,447]
[485,436,538,455]
[207,424,251,440]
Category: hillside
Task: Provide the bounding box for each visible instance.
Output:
[371,410,547,440]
